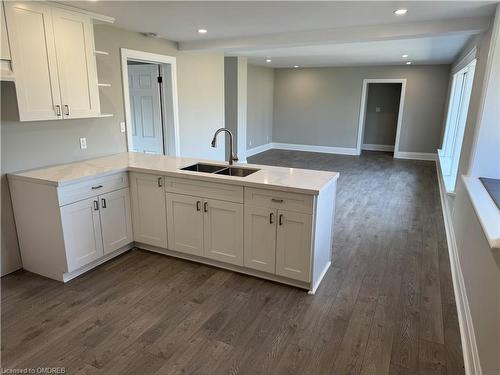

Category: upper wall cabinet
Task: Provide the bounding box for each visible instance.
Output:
[4,2,112,121]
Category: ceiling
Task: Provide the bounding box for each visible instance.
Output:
[66,1,499,67]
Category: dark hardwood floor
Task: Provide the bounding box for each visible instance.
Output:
[1,150,464,374]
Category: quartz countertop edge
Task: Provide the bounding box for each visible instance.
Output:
[8,152,339,195]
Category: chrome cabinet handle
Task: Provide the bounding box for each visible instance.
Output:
[157,177,163,187]
[196,200,201,211]
[93,200,99,211]
[91,185,103,190]
[203,202,208,213]
[279,214,284,226]
[101,198,106,208]
[271,198,284,203]
[55,105,61,117]
[64,105,70,116]
[269,212,274,224]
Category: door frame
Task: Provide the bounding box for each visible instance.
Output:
[120,48,180,156]
[356,78,407,157]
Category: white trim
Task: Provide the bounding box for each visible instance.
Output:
[394,151,437,161]
[453,46,478,74]
[436,162,482,375]
[271,142,358,155]
[246,143,274,157]
[50,2,115,23]
[361,143,395,152]
[356,78,407,157]
[120,48,180,156]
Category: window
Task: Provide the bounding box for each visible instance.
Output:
[438,59,476,193]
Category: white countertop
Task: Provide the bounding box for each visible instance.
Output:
[8,152,339,195]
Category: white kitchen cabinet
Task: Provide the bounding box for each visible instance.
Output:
[51,8,100,119]
[1,1,11,60]
[276,210,312,282]
[60,197,104,272]
[244,205,276,273]
[4,1,104,121]
[130,173,168,248]
[166,193,204,256]
[100,188,133,255]
[4,1,61,120]
[203,198,243,266]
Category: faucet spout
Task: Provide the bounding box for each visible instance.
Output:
[210,128,238,165]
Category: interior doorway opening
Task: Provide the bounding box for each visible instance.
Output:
[121,49,180,156]
[356,79,407,157]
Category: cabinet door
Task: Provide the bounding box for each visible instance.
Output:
[203,199,243,266]
[52,8,99,119]
[276,210,312,282]
[244,206,276,273]
[99,188,133,255]
[166,193,204,256]
[1,1,11,60]
[4,1,62,121]
[130,173,167,248]
[60,197,103,272]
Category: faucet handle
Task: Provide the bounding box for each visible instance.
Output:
[232,153,239,161]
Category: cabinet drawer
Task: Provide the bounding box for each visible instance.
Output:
[58,173,128,206]
[165,177,243,203]
[244,188,314,214]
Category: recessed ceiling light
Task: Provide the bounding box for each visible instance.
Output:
[394,9,408,15]
[406,61,412,65]
[198,29,208,34]
[293,65,299,68]
[402,54,409,58]
[266,58,272,63]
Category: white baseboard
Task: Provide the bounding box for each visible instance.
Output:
[270,142,358,155]
[394,151,437,161]
[436,160,481,375]
[246,143,274,157]
[362,143,395,152]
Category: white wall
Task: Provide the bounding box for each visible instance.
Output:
[247,64,274,149]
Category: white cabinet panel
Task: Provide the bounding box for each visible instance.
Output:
[203,199,243,266]
[244,205,276,273]
[5,1,61,121]
[1,1,11,60]
[166,193,203,256]
[130,173,167,248]
[276,210,312,282]
[60,197,103,272]
[52,8,99,119]
[100,188,133,255]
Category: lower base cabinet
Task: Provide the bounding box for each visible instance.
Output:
[244,205,277,273]
[166,192,244,266]
[61,187,133,272]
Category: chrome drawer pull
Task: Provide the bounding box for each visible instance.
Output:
[203,202,208,212]
[271,198,284,203]
[93,200,99,211]
[196,201,201,211]
[91,185,103,190]
[101,198,107,208]
[279,214,284,226]
[269,212,274,224]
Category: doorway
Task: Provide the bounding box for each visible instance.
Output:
[121,49,180,156]
[356,79,406,156]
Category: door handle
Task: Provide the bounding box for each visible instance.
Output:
[157,177,163,187]
[101,198,106,209]
[55,105,61,117]
[203,202,208,213]
[279,214,284,226]
[64,105,70,116]
[93,200,99,211]
[269,212,274,224]
[196,200,201,211]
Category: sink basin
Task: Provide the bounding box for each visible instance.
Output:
[215,166,259,177]
[181,163,226,173]
[180,163,259,177]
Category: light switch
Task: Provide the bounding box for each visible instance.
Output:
[79,137,87,149]
[375,107,381,113]
[249,140,253,147]
[120,122,126,133]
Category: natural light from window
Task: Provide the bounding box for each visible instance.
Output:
[438,59,476,193]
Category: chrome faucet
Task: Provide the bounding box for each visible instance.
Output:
[211,128,238,165]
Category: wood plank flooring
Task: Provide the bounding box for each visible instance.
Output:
[1,150,464,374]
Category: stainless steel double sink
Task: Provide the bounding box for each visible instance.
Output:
[181,163,259,177]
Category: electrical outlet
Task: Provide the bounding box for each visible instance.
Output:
[266,135,270,142]
[376,107,381,113]
[79,137,87,149]
[120,122,126,133]
[249,140,253,147]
